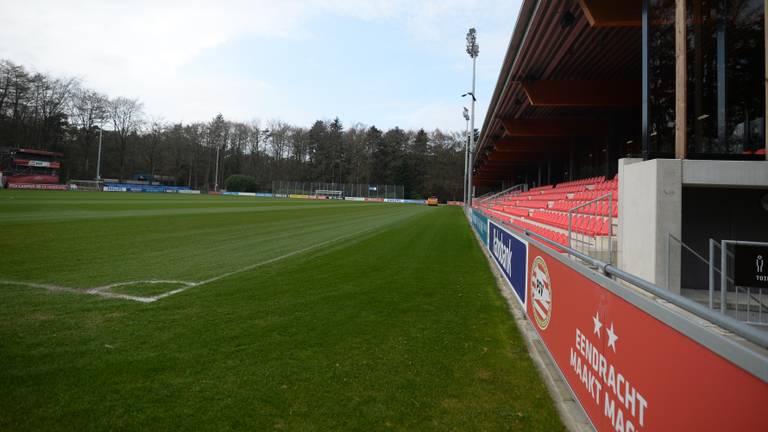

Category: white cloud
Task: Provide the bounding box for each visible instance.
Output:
[0,0,519,129]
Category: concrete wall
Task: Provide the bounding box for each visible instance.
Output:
[618,159,682,293]
[618,158,768,294]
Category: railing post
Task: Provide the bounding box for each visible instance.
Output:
[709,239,715,310]
[608,193,613,265]
[720,240,727,314]
[667,232,671,290]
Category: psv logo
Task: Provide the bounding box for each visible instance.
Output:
[530,256,552,330]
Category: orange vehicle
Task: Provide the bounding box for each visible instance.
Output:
[426,196,438,206]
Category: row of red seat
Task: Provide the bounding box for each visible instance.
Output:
[593,178,618,191]
[555,176,606,189]
[572,190,618,201]
[491,205,529,218]
[528,211,612,236]
[550,200,618,217]
[509,219,568,251]
[528,184,554,192]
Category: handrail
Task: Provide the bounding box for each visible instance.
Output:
[480,183,527,203]
[567,192,614,264]
[521,228,768,350]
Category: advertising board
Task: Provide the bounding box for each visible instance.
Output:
[470,209,488,245]
[488,219,528,306]
[8,183,68,190]
[525,244,767,431]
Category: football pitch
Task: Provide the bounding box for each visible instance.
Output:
[0,190,563,431]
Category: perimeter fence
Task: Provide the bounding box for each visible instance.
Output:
[271,181,404,199]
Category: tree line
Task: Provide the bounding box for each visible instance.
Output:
[0,59,469,200]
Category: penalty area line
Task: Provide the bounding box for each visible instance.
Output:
[0,211,419,304]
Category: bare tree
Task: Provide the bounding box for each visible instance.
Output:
[69,84,108,174]
[108,96,144,180]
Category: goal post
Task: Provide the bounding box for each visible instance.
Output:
[67,179,104,191]
[314,189,343,199]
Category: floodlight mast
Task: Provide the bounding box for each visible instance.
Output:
[462,107,470,208]
[95,126,103,181]
[465,28,478,209]
[214,145,221,191]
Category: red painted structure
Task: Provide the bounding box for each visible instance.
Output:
[0,148,63,187]
[525,243,766,431]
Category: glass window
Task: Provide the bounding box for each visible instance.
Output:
[726,0,764,155]
[686,0,765,157]
[648,0,678,158]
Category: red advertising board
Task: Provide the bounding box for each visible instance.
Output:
[8,182,67,190]
[526,244,767,431]
[364,197,384,203]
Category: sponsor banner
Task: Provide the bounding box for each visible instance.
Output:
[222,191,257,197]
[526,244,767,432]
[488,219,528,306]
[364,197,384,203]
[345,197,365,201]
[447,200,464,206]
[255,192,273,197]
[288,194,310,199]
[178,189,201,194]
[471,209,489,245]
[273,193,288,198]
[403,199,426,204]
[102,183,193,193]
[384,198,404,203]
[13,159,60,168]
[8,182,67,190]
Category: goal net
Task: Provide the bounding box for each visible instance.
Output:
[314,189,343,199]
[67,180,104,191]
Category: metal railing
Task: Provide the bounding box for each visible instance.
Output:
[520,228,768,349]
[271,181,404,199]
[567,192,614,264]
[479,183,527,204]
[710,240,768,326]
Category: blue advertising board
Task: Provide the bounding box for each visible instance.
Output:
[471,209,489,245]
[488,219,528,306]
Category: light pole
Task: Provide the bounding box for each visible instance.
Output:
[462,107,470,207]
[214,145,221,191]
[95,126,103,181]
[465,27,479,207]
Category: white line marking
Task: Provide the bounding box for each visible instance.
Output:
[0,218,397,304]
[0,279,156,303]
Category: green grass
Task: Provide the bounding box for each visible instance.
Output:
[0,190,563,431]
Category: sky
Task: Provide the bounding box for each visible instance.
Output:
[0,0,522,132]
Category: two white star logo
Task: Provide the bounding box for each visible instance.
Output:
[592,311,618,353]
[606,323,619,353]
[592,311,602,336]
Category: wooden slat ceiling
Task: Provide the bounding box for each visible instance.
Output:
[474,0,641,186]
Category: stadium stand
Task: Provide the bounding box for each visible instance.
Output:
[475,176,617,255]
